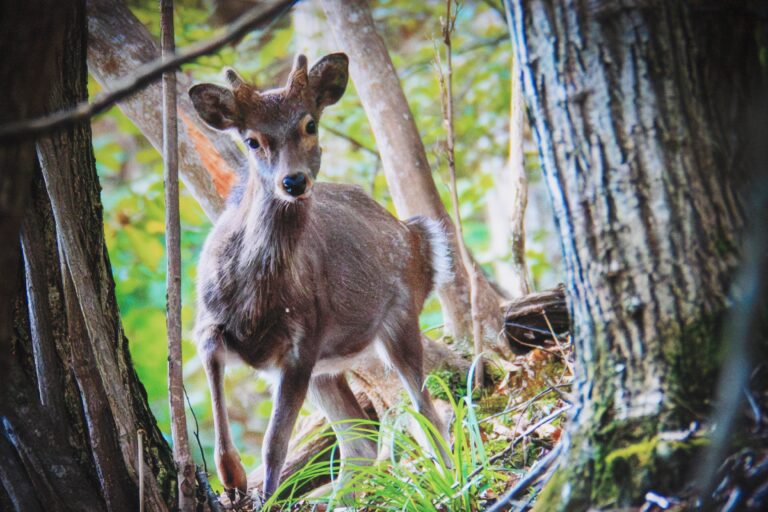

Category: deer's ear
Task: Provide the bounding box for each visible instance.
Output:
[308,53,349,110]
[189,83,239,130]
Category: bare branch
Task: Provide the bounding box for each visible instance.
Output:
[486,442,564,511]
[0,0,295,141]
[321,124,380,157]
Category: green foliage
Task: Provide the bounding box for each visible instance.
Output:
[259,356,572,511]
[425,367,465,402]
[264,374,506,511]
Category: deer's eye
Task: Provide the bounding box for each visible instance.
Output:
[305,120,317,135]
[245,138,260,150]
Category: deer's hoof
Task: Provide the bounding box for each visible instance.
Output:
[225,488,254,511]
[216,450,248,494]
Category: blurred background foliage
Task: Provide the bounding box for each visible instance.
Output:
[91,0,561,485]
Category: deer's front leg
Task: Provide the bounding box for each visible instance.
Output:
[262,363,312,499]
[199,331,248,495]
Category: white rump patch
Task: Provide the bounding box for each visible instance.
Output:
[418,217,453,289]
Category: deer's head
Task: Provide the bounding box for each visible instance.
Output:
[190,53,349,202]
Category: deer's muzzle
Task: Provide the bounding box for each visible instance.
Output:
[282,173,310,198]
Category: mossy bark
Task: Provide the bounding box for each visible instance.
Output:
[505,0,767,508]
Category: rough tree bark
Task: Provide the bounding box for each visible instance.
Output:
[0,0,62,371]
[319,0,508,354]
[1,1,176,510]
[507,0,766,508]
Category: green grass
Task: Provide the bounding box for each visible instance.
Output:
[262,370,508,511]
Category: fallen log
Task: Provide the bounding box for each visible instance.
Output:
[501,284,570,354]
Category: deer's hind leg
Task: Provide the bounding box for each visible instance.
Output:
[378,312,450,463]
[309,373,377,479]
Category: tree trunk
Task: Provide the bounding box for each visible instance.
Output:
[507,0,765,508]
[319,0,507,354]
[1,1,176,510]
[0,0,64,374]
[500,53,532,298]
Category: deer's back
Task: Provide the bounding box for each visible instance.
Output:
[309,183,433,319]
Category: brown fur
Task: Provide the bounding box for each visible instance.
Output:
[190,53,450,499]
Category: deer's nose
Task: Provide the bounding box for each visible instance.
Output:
[282,173,308,197]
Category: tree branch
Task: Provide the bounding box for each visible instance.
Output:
[0,0,296,141]
[486,442,564,512]
[321,124,380,158]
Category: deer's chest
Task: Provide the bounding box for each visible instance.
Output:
[200,239,313,367]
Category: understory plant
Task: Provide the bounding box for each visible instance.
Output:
[264,367,508,511]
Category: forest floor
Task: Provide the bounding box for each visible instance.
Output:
[216,334,575,511]
[217,338,768,511]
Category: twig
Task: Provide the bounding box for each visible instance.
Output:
[508,335,564,357]
[0,0,296,141]
[138,429,145,512]
[162,2,195,510]
[485,442,564,512]
[461,406,569,491]
[479,384,570,424]
[183,384,208,474]
[503,320,566,339]
[321,124,379,157]
[196,466,225,512]
[543,311,573,377]
[488,406,568,467]
[422,323,446,335]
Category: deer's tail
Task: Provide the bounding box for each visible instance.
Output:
[406,216,453,291]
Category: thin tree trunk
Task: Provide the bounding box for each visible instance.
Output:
[503,50,531,297]
[485,58,532,299]
[438,0,485,386]
[319,0,507,354]
[161,0,196,509]
[507,0,764,508]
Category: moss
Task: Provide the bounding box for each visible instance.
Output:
[659,312,724,419]
[533,412,711,511]
[532,454,592,512]
[533,302,726,510]
[425,366,466,402]
[604,435,658,467]
[593,433,709,508]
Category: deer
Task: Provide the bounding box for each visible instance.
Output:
[189,53,451,503]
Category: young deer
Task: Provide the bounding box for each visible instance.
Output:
[189,53,450,501]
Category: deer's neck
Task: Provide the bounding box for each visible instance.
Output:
[237,175,310,284]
